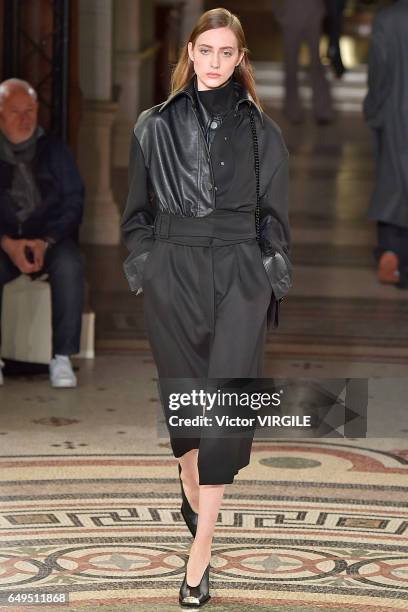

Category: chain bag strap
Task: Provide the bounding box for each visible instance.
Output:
[249,105,282,328]
[248,106,260,242]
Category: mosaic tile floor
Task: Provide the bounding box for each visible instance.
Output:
[0,439,407,610]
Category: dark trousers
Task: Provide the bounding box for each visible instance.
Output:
[0,239,84,356]
[325,0,346,53]
[377,222,408,276]
[144,232,272,485]
[282,5,334,122]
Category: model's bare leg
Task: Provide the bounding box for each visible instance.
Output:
[186,484,225,586]
[178,449,199,513]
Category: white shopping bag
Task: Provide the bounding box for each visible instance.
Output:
[1,275,52,364]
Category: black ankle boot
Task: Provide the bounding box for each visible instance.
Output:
[178,464,198,537]
[179,563,211,608]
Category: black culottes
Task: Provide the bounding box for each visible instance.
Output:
[143,213,272,485]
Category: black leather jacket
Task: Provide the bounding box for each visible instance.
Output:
[121,77,292,301]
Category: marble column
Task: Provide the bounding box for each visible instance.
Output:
[180,0,204,44]
[78,0,120,245]
[112,0,143,168]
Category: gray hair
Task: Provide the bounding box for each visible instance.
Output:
[0,78,38,105]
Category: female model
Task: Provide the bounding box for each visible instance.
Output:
[121,8,292,607]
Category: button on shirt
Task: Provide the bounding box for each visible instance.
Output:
[195,78,256,210]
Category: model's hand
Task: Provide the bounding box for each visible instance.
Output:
[0,236,39,274]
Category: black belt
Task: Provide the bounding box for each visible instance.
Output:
[153,212,256,246]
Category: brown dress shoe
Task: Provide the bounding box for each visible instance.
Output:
[378,251,399,284]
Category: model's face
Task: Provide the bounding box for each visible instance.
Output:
[188,27,244,91]
[0,88,38,144]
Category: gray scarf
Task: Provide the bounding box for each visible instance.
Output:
[0,127,44,223]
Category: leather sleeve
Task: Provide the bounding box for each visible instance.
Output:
[259,127,292,300]
[121,131,156,292]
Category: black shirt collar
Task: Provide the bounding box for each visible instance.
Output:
[195,76,236,117]
[159,75,264,125]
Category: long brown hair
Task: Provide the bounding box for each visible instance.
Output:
[170,7,262,109]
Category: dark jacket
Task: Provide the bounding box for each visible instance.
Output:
[363,0,408,229]
[0,133,84,243]
[121,77,292,300]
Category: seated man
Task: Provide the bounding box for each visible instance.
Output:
[0,78,84,388]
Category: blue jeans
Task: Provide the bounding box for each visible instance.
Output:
[0,239,84,356]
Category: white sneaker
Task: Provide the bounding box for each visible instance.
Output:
[0,359,4,386]
[49,355,77,388]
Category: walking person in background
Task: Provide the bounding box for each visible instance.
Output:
[364,0,408,288]
[271,0,335,124]
[325,0,347,78]
[122,8,292,607]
